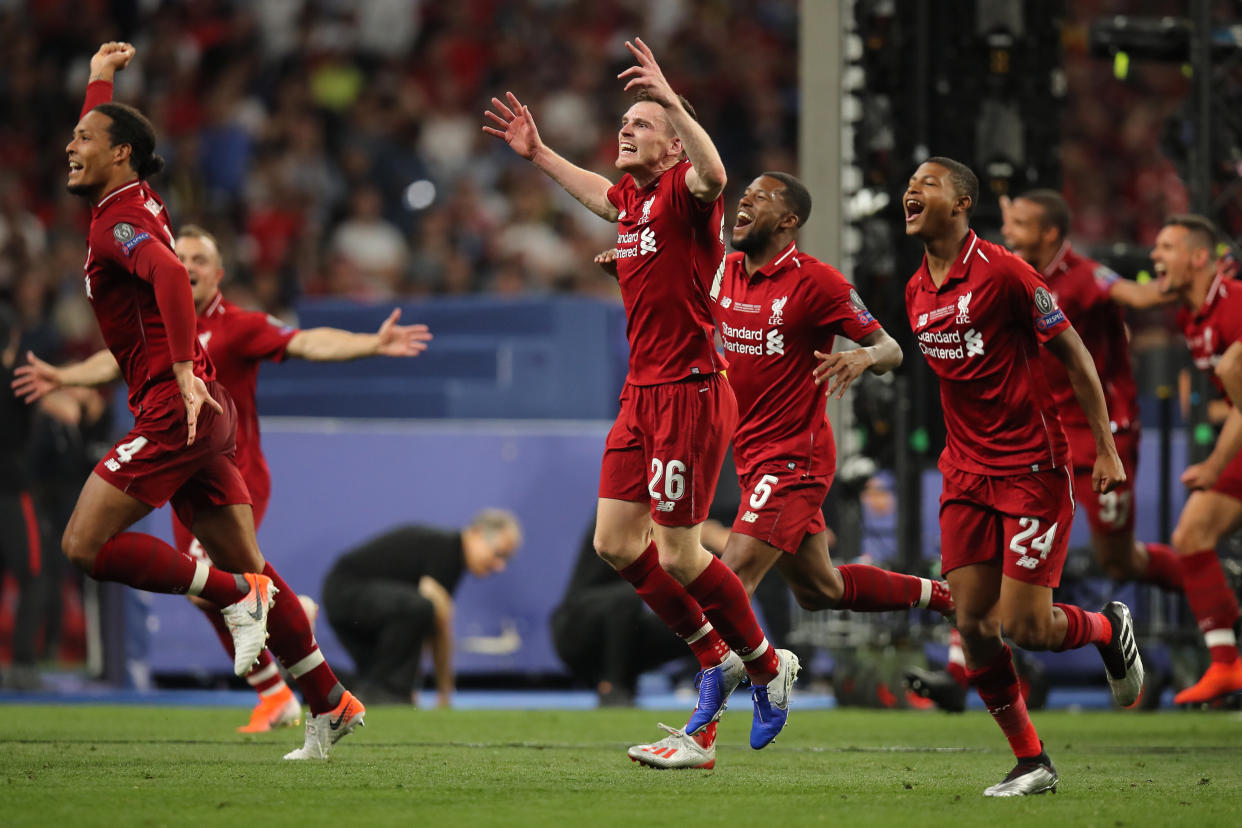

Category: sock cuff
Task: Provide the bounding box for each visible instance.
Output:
[685,556,728,598]
[964,643,1014,684]
[288,647,325,678]
[617,542,660,585]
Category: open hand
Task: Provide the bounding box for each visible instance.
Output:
[482,92,544,161]
[375,308,432,357]
[617,37,677,106]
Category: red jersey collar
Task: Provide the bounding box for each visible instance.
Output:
[917,229,981,292]
[1043,240,1072,278]
[746,240,800,281]
[202,292,225,318]
[93,179,142,213]
[1197,271,1227,320]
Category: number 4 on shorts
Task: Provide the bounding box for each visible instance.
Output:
[115,435,149,464]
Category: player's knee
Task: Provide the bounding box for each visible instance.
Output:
[955,613,999,644]
[1172,521,1214,555]
[594,533,639,569]
[60,525,97,572]
[1100,556,1138,581]
[1004,614,1054,651]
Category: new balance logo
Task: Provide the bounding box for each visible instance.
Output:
[104,458,120,472]
[964,328,984,357]
[741,511,759,523]
[656,500,676,512]
[765,329,785,355]
[1015,555,1040,570]
[640,226,657,255]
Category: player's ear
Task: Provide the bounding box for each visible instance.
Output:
[112,141,133,168]
[955,193,973,217]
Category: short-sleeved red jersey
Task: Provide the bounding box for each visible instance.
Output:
[906,231,1072,476]
[196,292,298,488]
[85,180,214,413]
[607,160,726,386]
[1037,243,1139,433]
[715,242,880,478]
[1179,273,1242,397]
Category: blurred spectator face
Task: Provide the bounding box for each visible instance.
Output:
[616,101,679,176]
[1002,198,1054,267]
[177,233,226,309]
[463,524,521,577]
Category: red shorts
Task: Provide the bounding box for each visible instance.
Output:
[939,465,1076,588]
[598,373,737,526]
[95,381,251,535]
[1212,442,1242,502]
[731,463,830,555]
[174,467,269,562]
[1068,426,1139,536]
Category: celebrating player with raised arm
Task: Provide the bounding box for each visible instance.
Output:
[14,223,431,733]
[627,173,957,769]
[53,41,362,759]
[902,157,1142,796]
[484,38,798,754]
[1151,215,1242,705]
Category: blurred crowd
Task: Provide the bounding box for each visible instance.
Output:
[0,0,799,354]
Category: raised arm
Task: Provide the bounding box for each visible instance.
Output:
[618,38,726,202]
[813,329,903,399]
[11,349,121,403]
[284,308,432,362]
[1043,327,1125,492]
[483,92,618,221]
[82,42,134,116]
[1182,341,1242,490]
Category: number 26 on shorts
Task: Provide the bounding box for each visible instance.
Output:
[649,457,687,502]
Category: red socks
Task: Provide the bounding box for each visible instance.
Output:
[90,532,246,605]
[198,604,281,692]
[1054,603,1112,651]
[837,564,945,612]
[946,629,969,689]
[685,557,779,680]
[619,543,730,669]
[261,562,341,714]
[1180,549,1241,663]
[1141,542,1184,591]
[967,644,1041,759]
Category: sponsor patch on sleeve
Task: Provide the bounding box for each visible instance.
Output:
[112,222,151,256]
[1033,286,1066,330]
[849,288,875,324]
[1093,264,1121,287]
[266,314,296,335]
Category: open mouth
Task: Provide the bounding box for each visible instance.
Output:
[1152,262,1166,276]
[735,209,754,229]
[618,142,637,156]
[904,198,925,223]
[68,159,83,175]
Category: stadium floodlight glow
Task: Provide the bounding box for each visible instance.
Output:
[404,179,436,210]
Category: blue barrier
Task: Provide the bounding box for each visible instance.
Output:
[255,296,630,419]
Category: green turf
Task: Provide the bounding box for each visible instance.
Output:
[3,705,1240,827]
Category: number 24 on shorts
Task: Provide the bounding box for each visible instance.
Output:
[1009,517,1058,570]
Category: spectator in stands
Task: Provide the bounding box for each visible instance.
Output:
[328,185,409,298]
[322,509,522,706]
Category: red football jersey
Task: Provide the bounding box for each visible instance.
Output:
[715,243,880,478]
[1037,243,1139,434]
[196,293,298,490]
[607,160,727,386]
[906,231,1072,476]
[84,180,214,413]
[1179,273,1242,398]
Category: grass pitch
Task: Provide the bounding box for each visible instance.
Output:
[3,704,1240,827]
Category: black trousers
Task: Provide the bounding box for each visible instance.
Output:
[323,577,435,695]
[0,491,50,667]
[550,582,688,694]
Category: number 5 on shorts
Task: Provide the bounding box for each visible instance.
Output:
[749,474,780,509]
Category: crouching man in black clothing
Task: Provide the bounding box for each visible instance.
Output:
[322,509,521,706]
